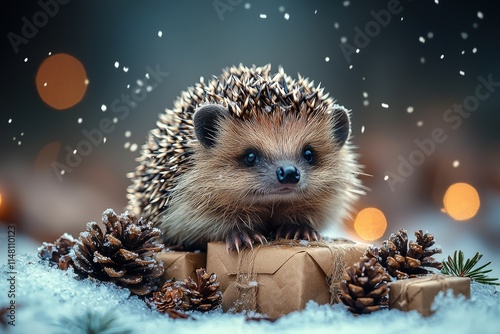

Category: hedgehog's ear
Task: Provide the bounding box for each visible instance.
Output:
[331,106,351,148]
[193,104,228,148]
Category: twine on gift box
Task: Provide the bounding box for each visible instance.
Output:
[391,274,450,311]
[310,239,356,304]
[233,246,261,313]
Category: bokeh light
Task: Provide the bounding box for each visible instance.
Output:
[0,192,2,208]
[443,182,480,221]
[353,207,387,241]
[35,53,88,110]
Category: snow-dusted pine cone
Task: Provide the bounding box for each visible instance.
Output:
[366,229,443,280]
[339,256,390,314]
[183,268,222,311]
[71,209,164,295]
[149,280,191,312]
[149,268,222,313]
[38,233,76,270]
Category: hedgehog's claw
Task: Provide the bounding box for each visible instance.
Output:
[226,229,267,253]
[275,225,321,242]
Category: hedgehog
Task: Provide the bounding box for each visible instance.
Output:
[127,64,364,252]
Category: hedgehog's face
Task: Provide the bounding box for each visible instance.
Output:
[192,104,351,204]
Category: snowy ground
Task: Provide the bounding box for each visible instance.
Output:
[1,252,499,334]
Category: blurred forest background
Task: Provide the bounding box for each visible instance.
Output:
[1,1,499,277]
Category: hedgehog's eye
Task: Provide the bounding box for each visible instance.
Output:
[242,149,258,167]
[302,147,314,164]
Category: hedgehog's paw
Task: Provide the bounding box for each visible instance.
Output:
[275,224,321,241]
[225,229,267,253]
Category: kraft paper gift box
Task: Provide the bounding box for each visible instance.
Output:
[389,275,470,316]
[206,240,368,318]
[155,251,207,281]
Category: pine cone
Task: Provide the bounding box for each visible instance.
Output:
[71,209,164,295]
[367,229,443,280]
[182,268,222,311]
[149,268,222,314]
[149,280,191,312]
[339,256,390,314]
[38,233,76,270]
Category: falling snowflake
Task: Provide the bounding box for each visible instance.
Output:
[284,13,290,20]
[101,104,107,112]
[259,13,267,19]
[453,160,460,168]
[407,106,414,113]
[381,103,389,109]
[158,30,163,37]
[325,57,330,62]
[114,61,119,68]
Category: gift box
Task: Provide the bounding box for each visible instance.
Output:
[389,275,471,316]
[155,251,207,281]
[206,240,368,318]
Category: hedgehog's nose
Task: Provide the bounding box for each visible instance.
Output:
[276,165,300,184]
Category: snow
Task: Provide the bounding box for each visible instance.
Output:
[101,104,107,112]
[324,57,330,62]
[259,14,267,19]
[1,253,499,333]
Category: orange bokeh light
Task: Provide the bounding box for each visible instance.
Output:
[354,207,388,241]
[443,182,480,221]
[36,53,88,110]
[0,193,2,208]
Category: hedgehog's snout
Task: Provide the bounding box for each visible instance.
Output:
[276,165,300,184]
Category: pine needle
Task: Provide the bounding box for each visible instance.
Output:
[55,310,133,334]
[441,250,500,285]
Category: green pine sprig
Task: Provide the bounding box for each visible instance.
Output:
[55,310,133,334]
[441,250,499,285]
